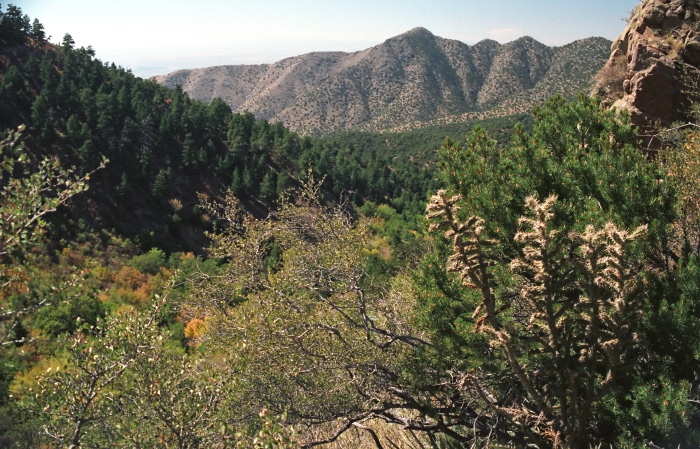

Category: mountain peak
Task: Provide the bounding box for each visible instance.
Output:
[388,27,435,42]
[507,35,546,48]
[402,26,434,37]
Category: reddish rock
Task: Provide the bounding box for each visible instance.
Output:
[593,0,700,138]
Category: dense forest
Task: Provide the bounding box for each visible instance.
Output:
[1,3,700,448]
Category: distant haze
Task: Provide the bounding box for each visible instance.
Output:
[13,0,638,78]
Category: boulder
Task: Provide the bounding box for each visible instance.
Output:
[683,36,700,65]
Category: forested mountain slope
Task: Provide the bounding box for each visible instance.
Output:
[155,28,611,135]
[0,14,539,254]
[0,24,473,253]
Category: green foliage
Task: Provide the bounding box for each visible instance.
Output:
[32,294,105,338]
[61,33,75,51]
[236,409,297,449]
[259,171,278,206]
[191,182,424,444]
[3,5,698,446]
[0,19,236,250]
[612,256,700,447]
[0,126,105,346]
[151,166,172,199]
[412,248,489,374]
[0,4,31,43]
[16,308,159,447]
[10,295,302,448]
[436,95,674,256]
[0,127,103,262]
[115,171,130,200]
[0,6,525,254]
[607,376,697,448]
[127,247,166,275]
[419,95,693,447]
[30,18,45,41]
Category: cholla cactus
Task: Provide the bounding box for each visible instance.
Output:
[429,192,650,448]
[573,221,647,379]
[426,189,501,330]
[511,195,567,333]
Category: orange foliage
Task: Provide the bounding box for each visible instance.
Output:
[0,267,29,299]
[99,266,153,308]
[58,247,85,267]
[115,266,150,290]
[113,287,150,308]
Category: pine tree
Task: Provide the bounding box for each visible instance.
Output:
[30,18,45,41]
[230,166,244,197]
[259,171,277,206]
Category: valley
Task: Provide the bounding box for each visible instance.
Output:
[1,1,700,447]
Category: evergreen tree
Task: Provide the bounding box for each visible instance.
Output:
[30,89,53,141]
[230,166,245,197]
[30,18,45,41]
[0,4,29,43]
[61,33,75,51]
[242,165,253,196]
[115,171,130,201]
[0,65,28,124]
[152,167,172,200]
[259,171,277,206]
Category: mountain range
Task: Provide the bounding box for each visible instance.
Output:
[154,27,612,136]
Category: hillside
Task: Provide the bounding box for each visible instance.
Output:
[0,26,457,253]
[154,28,611,135]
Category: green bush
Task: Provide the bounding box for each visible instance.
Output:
[127,248,166,275]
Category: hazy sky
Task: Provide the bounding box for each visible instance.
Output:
[12,0,639,78]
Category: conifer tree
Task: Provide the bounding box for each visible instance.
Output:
[30,18,45,41]
[0,4,29,43]
[259,171,277,206]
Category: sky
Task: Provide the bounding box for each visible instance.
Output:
[12,0,640,78]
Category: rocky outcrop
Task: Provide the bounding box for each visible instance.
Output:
[593,0,700,132]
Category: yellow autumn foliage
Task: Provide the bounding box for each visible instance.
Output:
[184,317,208,340]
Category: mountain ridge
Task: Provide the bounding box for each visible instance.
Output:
[154,30,612,136]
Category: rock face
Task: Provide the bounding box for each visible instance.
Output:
[155,29,611,136]
[593,0,700,131]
